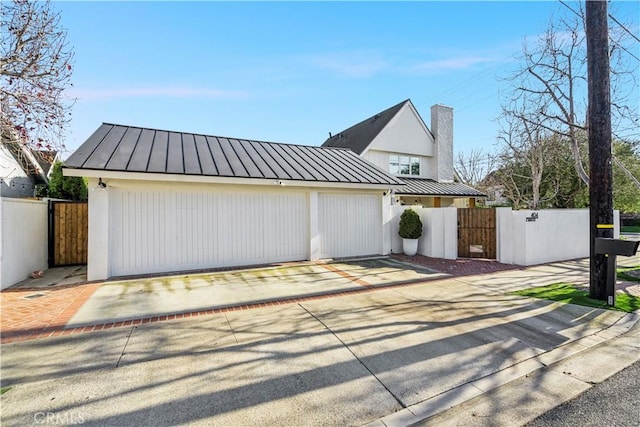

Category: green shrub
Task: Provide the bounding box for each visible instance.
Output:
[398,208,423,239]
[48,162,87,201]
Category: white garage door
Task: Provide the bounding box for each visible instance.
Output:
[319,193,381,259]
[110,188,307,276]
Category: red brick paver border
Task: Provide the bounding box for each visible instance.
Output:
[319,263,370,286]
[1,283,100,344]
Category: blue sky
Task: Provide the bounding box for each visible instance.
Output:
[56,1,639,160]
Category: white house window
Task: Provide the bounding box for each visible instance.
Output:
[389,154,420,176]
[389,155,399,174]
[411,157,420,175]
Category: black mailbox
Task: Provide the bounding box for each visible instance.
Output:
[595,238,640,257]
[594,238,640,306]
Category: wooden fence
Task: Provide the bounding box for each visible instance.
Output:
[49,201,88,266]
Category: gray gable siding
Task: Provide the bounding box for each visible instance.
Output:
[65,123,404,186]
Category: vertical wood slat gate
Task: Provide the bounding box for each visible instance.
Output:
[49,201,88,267]
[457,208,496,259]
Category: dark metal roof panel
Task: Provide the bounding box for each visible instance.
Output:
[298,145,353,182]
[315,148,363,182]
[333,148,401,184]
[205,136,232,176]
[105,127,140,171]
[271,143,317,181]
[83,125,127,169]
[396,178,486,197]
[237,140,278,179]
[167,132,184,174]
[147,130,168,173]
[182,133,201,175]
[193,135,217,175]
[127,128,155,172]
[259,143,304,180]
[248,140,290,179]
[64,123,402,186]
[301,145,345,181]
[232,139,262,178]
[289,145,335,181]
[65,124,113,168]
[218,137,249,177]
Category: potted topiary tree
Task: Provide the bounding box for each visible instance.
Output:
[398,208,423,256]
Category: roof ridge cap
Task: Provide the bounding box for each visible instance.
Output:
[99,122,327,150]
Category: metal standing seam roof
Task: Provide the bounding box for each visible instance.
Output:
[321,99,411,154]
[396,177,487,197]
[64,123,405,186]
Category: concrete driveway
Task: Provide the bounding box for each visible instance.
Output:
[66,257,447,328]
[2,259,636,427]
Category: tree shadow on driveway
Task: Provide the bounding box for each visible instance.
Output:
[0,281,625,426]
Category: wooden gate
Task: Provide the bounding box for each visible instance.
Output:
[49,201,88,267]
[457,208,496,259]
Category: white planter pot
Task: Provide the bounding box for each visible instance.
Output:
[402,238,419,256]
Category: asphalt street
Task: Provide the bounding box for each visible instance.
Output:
[526,360,640,427]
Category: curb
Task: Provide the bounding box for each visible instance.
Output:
[369,312,640,427]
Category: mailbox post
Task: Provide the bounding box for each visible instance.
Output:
[594,238,640,306]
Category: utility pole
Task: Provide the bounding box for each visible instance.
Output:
[586,0,613,300]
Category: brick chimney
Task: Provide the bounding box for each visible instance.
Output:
[431,104,454,182]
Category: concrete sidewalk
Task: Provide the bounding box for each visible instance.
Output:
[1,255,638,426]
[409,314,640,427]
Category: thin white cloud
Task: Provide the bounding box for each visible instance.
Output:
[68,86,250,101]
[307,52,389,78]
[307,50,503,77]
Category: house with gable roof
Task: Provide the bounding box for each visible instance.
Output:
[63,124,404,281]
[0,130,58,198]
[322,99,485,207]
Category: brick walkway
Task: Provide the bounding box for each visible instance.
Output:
[0,256,520,344]
[1,283,100,344]
[391,254,522,276]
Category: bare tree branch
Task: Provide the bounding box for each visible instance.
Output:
[1,0,75,156]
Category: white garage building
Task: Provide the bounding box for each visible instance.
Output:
[64,124,404,281]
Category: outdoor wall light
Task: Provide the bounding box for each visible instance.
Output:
[97,178,107,189]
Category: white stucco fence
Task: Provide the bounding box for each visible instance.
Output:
[0,199,624,288]
[389,206,457,259]
[389,207,620,266]
[496,208,620,266]
[0,198,48,289]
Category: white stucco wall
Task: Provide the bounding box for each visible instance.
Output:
[389,206,456,259]
[417,207,457,259]
[364,150,436,181]
[497,208,621,266]
[367,103,434,158]
[0,198,48,289]
[360,103,455,184]
[86,178,110,281]
[388,207,622,266]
